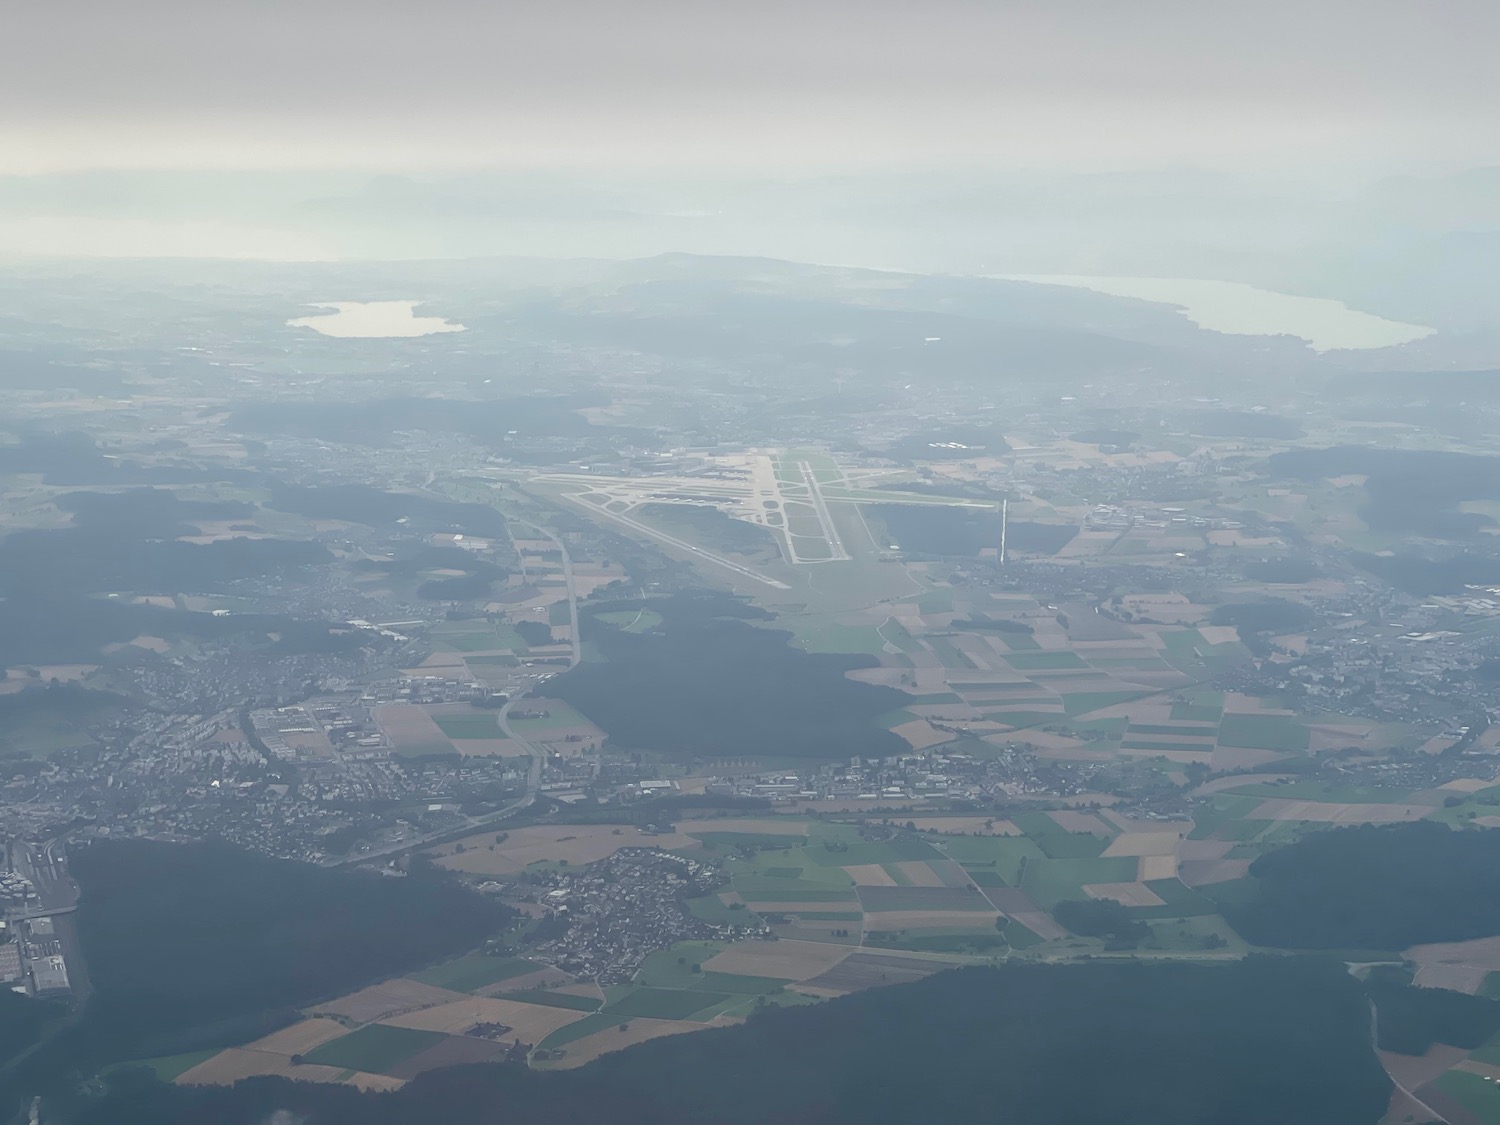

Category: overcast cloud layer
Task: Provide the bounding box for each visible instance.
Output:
[5,0,1499,173]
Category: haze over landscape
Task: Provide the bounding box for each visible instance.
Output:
[3,2,1500,1124]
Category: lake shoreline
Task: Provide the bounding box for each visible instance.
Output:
[995,274,1433,352]
[288,300,466,339]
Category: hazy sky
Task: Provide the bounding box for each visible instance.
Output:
[5,0,1499,174]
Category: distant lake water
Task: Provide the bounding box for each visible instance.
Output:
[288,301,465,338]
[1002,275,1434,352]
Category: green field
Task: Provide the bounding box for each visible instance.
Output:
[1468,1030,1500,1067]
[926,637,975,669]
[507,702,593,731]
[1011,811,1112,859]
[1216,713,1310,751]
[434,715,504,739]
[537,1012,625,1049]
[1133,879,1219,919]
[303,1025,447,1073]
[732,850,857,885]
[0,715,99,758]
[1224,780,1417,803]
[434,627,525,652]
[1187,796,1267,839]
[390,741,458,759]
[731,869,858,897]
[691,971,792,995]
[938,835,1047,885]
[1142,914,1249,953]
[869,931,1008,954]
[1021,856,1138,909]
[686,894,760,925]
[1171,701,1224,722]
[739,886,860,903]
[985,711,1068,729]
[954,681,1048,692]
[1002,920,1046,949]
[631,942,731,989]
[1434,1070,1500,1119]
[693,832,807,850]
[801,838,941,867]
[603,987,732,1021]
[409,955,541,992]
[1161,630,1209,658]
[965,869,1008,887]
[505,989,602,1012]
[916,589,955,613]
[1004,651,1087,670]
[1063,691,1149,716]
[858,886,988,911]
[791,620,890,656]
[878,619,925,654]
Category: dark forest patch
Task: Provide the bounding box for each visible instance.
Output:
[69,840,509,1057]
[547,592,906,761]
[1222,823,1500,951]
[1270,446,1500,541]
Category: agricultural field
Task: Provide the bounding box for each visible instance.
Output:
[180,976,601,1089]
[409,955,547,993]
[383,996,591,1043]
[310,978,468,1024]
[433,713,504,740]
[371,703,458,759]
[302,1025,449,1074]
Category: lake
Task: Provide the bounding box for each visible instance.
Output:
[287,301,466,338]
[1002,275,1434,352]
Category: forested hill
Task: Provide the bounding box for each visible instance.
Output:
[34,840,512,1078]
[77,958,1388,1125]
[1222,822,1500,950]
[547,592,908,760]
